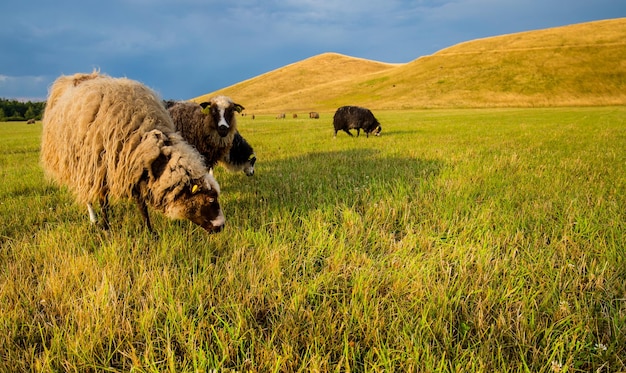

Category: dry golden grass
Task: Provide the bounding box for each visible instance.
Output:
[194,53,398,113]
[195,18,626,113]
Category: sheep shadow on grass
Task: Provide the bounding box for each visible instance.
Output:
[219,148,444,227]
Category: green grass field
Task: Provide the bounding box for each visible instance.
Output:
[1,107,625,372]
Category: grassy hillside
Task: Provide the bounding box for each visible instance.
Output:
[194,52,398,113]
[195,18,626,113]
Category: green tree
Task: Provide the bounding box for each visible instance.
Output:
[25,106,36,120]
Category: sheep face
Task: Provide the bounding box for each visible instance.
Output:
[164,178,225,233]
[199,96,244,137]
[371,125,382,137]
[243,154,256,176]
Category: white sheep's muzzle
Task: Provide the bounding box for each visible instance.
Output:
[216,108,231,137]
[211,209,225,230]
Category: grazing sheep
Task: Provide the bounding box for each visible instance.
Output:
[333,105,382,138]
[309,112,319,119]
[40,71,225,233]
[26,118,36,124]
[166,97,243,171]
[220,131,256,176]
[276,113,285,119]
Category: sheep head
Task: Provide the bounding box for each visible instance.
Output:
[199,96,244,137]
[372,125,382,137]
[140,130,226,233]
[243,153,256,176]
[164,174,225,233]
[220,130,256,176]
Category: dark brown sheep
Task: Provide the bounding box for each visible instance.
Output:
[166,97,243,171]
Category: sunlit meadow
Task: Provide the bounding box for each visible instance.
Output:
[1,107,625,372]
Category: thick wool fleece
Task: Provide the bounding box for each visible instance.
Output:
[40,72,216,210]
[167,100,237,169]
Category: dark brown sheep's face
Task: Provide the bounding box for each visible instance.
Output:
[200,96,245,138]
[165,183,225,233]
[185,188,225,233]
[209,104,236,137]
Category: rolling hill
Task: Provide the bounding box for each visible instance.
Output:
[194,18,626,113]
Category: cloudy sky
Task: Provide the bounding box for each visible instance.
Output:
[1,0,624,101]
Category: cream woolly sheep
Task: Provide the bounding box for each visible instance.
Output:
[165,97,243,171]
[40,71,225,233]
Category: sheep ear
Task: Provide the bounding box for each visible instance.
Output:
[234,103,245,113]
[200,102,212,115]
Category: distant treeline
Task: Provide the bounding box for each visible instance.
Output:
[0,98,46,121]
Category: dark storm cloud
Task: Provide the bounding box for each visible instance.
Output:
[1,0,624,100]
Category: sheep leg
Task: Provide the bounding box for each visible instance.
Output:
[87,203,97,224]
[343,129,354,137]
[99,194,111,230]
[134,197,153,233]
[87,198,110,230]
